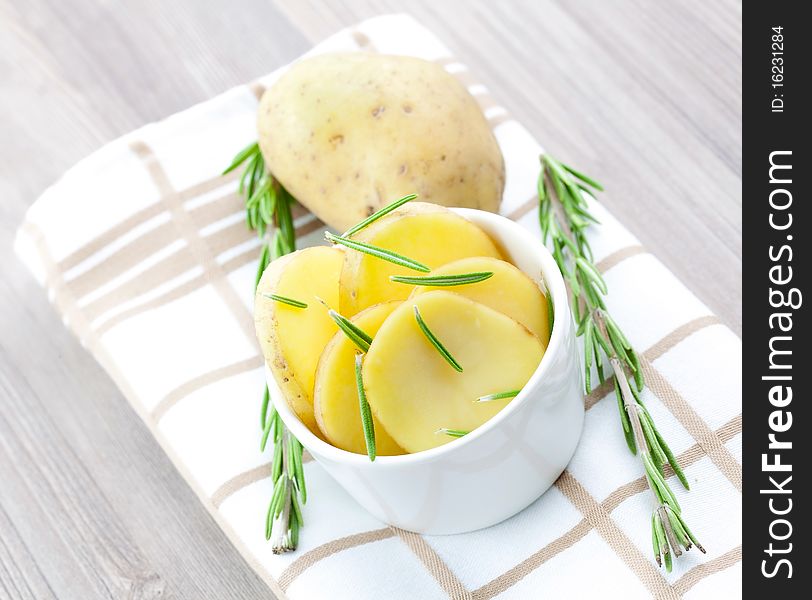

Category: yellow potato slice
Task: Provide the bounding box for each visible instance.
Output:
[314,301,405,456]
[410,256,551,343]
[254,246,343,434]
[339,202,503,315]
[362,291,545,452]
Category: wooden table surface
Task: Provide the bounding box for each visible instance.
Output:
[0,1,740,598]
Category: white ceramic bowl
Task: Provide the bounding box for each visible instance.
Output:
[266,208,584,534]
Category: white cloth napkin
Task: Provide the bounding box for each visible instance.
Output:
[15,14,741,600]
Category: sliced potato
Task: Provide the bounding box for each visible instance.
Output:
[339,202,502,315]
[362,291,544,452]
[254,246,343,434]
[410,256,550,343]
[314,301,405,456]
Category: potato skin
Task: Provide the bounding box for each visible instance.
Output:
[258,53,505,232]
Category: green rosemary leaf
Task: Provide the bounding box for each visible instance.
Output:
[572,292,582,326]
[604,313,632,351]
[543,155,567,206]
[296,461,307,504]
[413,305,463,372]
[665,507,689,549]
[537,156,547,202]
[343,193,418,237]
[277,188,296,252]
[355,353,377,461]
[644,453,681,513]
[325,232,430,272]
[653,513,671,572]
[545,288,554,336]
[595,347,605,384]
[273,408,283,444]
[327,309,372,353]
[262,293,308,309]
[223,141,260,175]
[614,378,637,453]
[260,409,274,452]
[639,409,668,469]
[265,497,274,540]
[260,385,270,430]
[267,475,285,525]
[255,243,270,290]
[289,513,300,548]
[643,409,690,490]
[675,510,705,553]
[568,271,581,298]
[390,271,494,287]
[290,438,305,498]
[270,231,285,261]
[476,390,520,402]
[583,320,595,394]
[651,513,662,567]
[575,312,588,337]
[273,478,289,519]
[258,186,275,225]
[271,437,283,481]
[628,348,644,390]
[561,161,604,191]
[247,152,263,200]
[593,327,612,356]
[605,321,632,366]
[575,256,608,295]
[290,488,304,527]
[584,321,595,366]
[437,428,470,438]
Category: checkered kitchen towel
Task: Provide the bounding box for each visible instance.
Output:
[15,14,741,600]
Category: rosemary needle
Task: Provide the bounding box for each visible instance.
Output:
[355,353,377,461]
[413,305,463,372]
[315,297,373,353]
[325,232,430,272]
[437,428,469,438]
[390,272,494,287]
[343,193,418,237]
[476,390,520,402]
[262,293,308,309]
[328,310,372,353]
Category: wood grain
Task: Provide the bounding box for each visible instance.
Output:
[0,0,740,598]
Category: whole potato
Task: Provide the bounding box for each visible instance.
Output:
[257,53,504,232]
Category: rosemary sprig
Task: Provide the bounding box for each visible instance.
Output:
[476,390,520,402]
[355,353,377,461]
[413,305,463,372]
[325,232,430,272]
[538,153,704,569]
[343,193,417,237]
[262,293,308,309]
[390,272,494,287]
[437,428,469,438]
[225,141,306,553]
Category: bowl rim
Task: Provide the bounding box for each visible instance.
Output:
[267,207,571,468]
